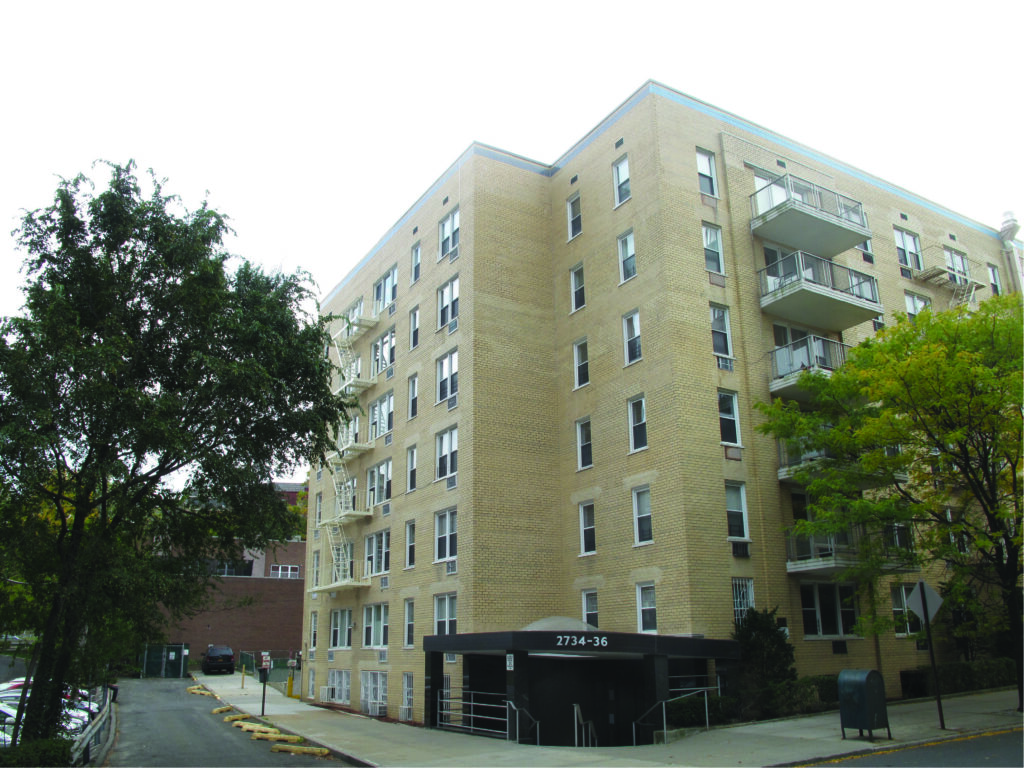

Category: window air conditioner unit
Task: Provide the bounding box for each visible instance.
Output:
[327,650,335,662]
[384,434,392,446]
[388,303,396,316]
[447,395,457,410]
[448,318,458,333]
[732,541,750,558]
[446,475,457,490]
[449,247,459,262]
[381,502,391,516]
[385,366,394,380]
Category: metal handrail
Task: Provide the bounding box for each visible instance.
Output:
[506,700,540,745]
[750,172,867,228]
[770,336,850,380]
[757,251,879,305]
[632,687,716,746]
[572,703,597,747]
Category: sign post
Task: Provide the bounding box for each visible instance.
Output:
[907,581,945,729]
[259,651,271,717]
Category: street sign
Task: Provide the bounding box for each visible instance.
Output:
[907,581,943,623]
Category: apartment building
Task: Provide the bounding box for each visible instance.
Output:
[301,80,1019,747]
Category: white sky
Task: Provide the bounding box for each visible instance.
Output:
[0,1,1020,478]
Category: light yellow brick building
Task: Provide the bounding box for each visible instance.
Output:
[299,81,1020,746]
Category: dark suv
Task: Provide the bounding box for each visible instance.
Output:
[201,645,235,674]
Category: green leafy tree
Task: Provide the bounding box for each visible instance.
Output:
[0,162,356,740]
[732,607,798,719]
[756,294,1023,711]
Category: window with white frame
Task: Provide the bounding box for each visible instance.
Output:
[437,276,459,328]
[944,247,970,285]
[308,668,316,700]
[629,395,647,451]
[435,592,457,635]
[342,298,365,335]
[579,501,596,554]
[570,264,585,311]
[894,228,922,275]
[369,391,394,439]
[987,263,1002,295]
[718,390,740,445]
[703,223,723,273]
[408,374,418,419]
[363,603,389,648]
[436,426,457,480]
[409,307,420,349]
[891,584,922,636]
[310,610,319,649]
[800,583,857,637]
[401,672,413,721]
[405,521,416,568]
[711,304,733,369]
[696,149,718,196]
[725,482,748,539]
[633,485,652,544]
[567,194,582,239]
[732,578,754,625]
[576,418,593,470]
[904,291,930,322]
[573,339,589,388]
[330,608,352,648]
[364,529,390,576]
[360,670,388,716]
[623,311,642,364]
[437,349,458,401]
[366,459,392,507]
[411,242,421,284]
[373,265,398,315]
[637,582,657,632]
[327,669,350,705]
[404,599,415,647]
[435,508,457,561]
[618,230,636,282]
[315,492,323,527]
[311,550,321,588]
[439,209,459,260]
[371,327,396,375]
[271,564,300,579]
[407,445,417,492]
[582,589,598,628]
[613,155,631,205]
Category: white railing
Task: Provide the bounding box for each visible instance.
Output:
[771,336,850,380]
[436,688,509,739]
[750,173,867,228]
[758,251,879,304]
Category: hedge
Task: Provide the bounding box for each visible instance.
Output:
[899,657,1016,698]
[0,738,73,767]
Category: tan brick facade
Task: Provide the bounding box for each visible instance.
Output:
[299,82,1018,723]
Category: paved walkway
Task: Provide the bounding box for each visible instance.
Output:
[191,672,1022,767]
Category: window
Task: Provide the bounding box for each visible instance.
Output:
[732,578,754,625]
[327,669,350,705]
[411,243,421,284]
[800,583,857,637]
[332,542,354,582]
[579,502,596,554]
[363,603,389,648]
[613,155,631,205]
[703,223,723,273]
[567,194,582,239]
[270,564,300,579]
[409,307,420,349]
[904,291,931,322]
[718,390,740,445]
[405,521,416,568]
[364,529,390,576]
[582,589,598,628]
[988,263,1002,295]
[437,276,459,328]
[407,446,417,492]
[315,492,323,527]
[944,247,970,285]
[408,374,418,419]
[369,391,394,439]
[573,339,589,388]
[623,311,642,364]
[360,670,388,716]
[435,508,457,561]
[891,584,922,636]
[371,327,396,375]
[311,550,321,588]
[435,592,457,635]
[308,668,315,700]
[725,482,747,539]
[629,395,647,451]
[894,228,922,275]
[696,149,717,196]
[404,599,415,647]
[570,265,585,311]
[401,672,413,721]
[367,459,392,507]
[439,209,460,260]
[618,230,636,282]
[310,611,319,649]
[437,349,458,401]
[436,426,458,480]
[633,485,652,544]
[711,305,733,369]
[373,265,398,314]
[330,608,352,648]
[576,418,593,470]
[856,240,874,262]
[637,582,657,632]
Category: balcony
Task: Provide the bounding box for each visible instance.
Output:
[758,251,881,332]
[769,336,850,401]
[324,497,371,524]
[778,443,831,484]
[750,174,871,258]
[328,428,371,464]
[335,313,378,343]
[785,526,860,575]
[309,557,371,593]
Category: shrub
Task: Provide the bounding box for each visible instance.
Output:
[900,657,1015,698]
[665,693,739,728]
[805,674,839,705]
[0,737,73,767]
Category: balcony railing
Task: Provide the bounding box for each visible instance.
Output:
[771,336,849,380]
[786,525,860,564]
[759,251,879,303]
[751,173,867,228]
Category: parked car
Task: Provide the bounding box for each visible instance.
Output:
[201,645,235,675]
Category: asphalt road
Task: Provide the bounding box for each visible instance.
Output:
[812,728,1024,767]
[107,677,345,767]
[0,654,28,682]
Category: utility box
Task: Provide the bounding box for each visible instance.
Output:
[838,669,892,740]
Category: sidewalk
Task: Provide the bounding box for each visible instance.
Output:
[191,672,1022,767]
